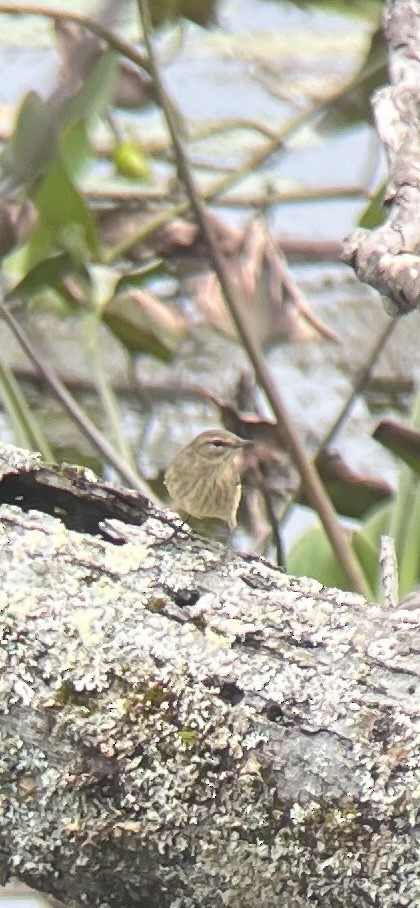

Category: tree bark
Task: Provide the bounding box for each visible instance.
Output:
[0,442,419,908]
[341,0,420,313]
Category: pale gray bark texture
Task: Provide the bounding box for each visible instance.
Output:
[341,0,420,312]
[0,442,419,908]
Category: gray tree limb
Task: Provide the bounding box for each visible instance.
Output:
[341,0,420,312]
[0,443,419,908]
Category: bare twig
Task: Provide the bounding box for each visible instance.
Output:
[319,316,397,454]
[85,184,368,207]
[260,483,285,568]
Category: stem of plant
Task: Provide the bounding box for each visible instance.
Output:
[0,299,158,502]
[137,0,373,599]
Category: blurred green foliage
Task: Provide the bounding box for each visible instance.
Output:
[288,394,420,599]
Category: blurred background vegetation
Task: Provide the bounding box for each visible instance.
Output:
[1,0,420,607]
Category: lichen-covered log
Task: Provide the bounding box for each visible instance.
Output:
[341,0,420,313]
[0,443,419,908]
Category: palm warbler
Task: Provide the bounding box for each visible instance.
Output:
[164,429,251,527]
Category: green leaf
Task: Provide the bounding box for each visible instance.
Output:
[0,360,53,460]
[0,52,116,198]
[358,500,391,550]
[113,138,152,181]
[0,92,53,191]
[16,158,100,269]
[397,483,420,597]
[82,310,137,472]
[359,181,387,229]
[287,524,345,589]
[286,522,374,594]
[115,260,165,293]
[84,260,166,310]
[288,1,382,21]
[59,121,92,181]
[9,251,75,298]
[358,472,420,599]
[36,158,98,253]
[351,529,379,595]
[149,0,219,27]
[66,50,118,124]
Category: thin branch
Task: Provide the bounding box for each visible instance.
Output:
[318,316,398,454]
[0,3,149,73]
[85,184,369,206]
[136,0,373,598]
[0,299,158,502]
[260,483,285,569]
[278,316,398,532]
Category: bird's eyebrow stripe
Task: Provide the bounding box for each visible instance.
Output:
[204,438,240,447]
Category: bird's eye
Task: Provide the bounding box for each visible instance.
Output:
[211,440,226,448]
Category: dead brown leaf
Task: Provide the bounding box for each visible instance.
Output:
[55,19,153,109]
[194,216,336,348]
[154,219,199,255]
